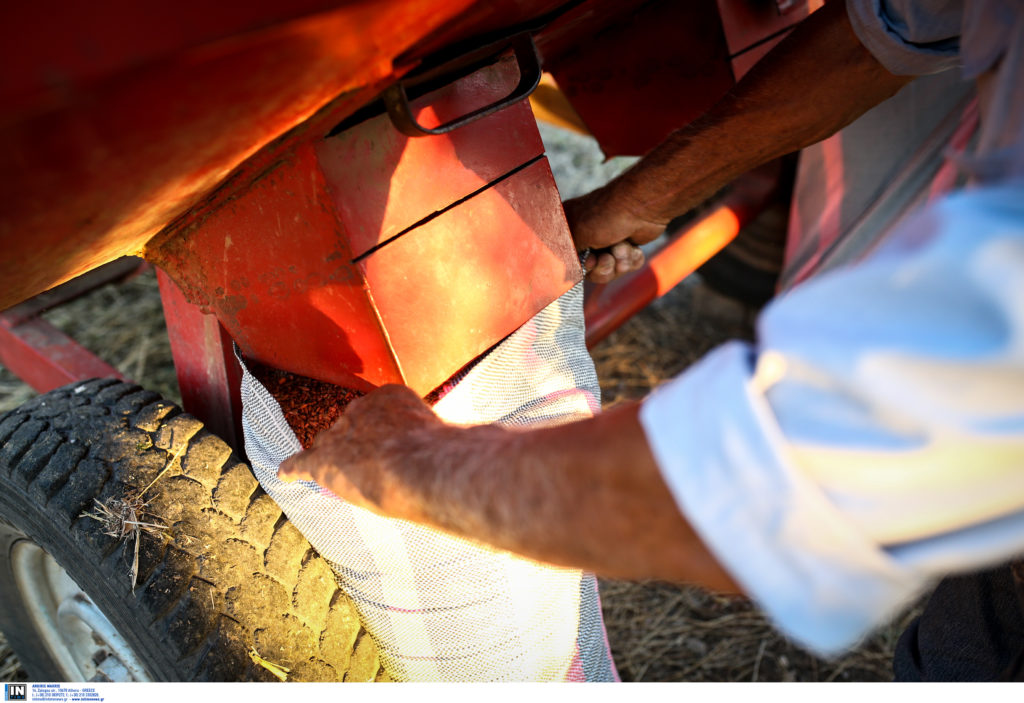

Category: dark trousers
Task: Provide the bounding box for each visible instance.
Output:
[894,561,1024,681]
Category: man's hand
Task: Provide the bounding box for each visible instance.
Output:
[562,187,665,284]
[278,385,463,524]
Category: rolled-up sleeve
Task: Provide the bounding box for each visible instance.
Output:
[639,183,1024,654]
[847,0,963,75]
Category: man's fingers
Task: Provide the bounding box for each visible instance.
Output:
[595,251,616,278]
[588,252,616,283]
[278,452,317,484]
[609,241,633,258]
[610,241,645,275]
[585,243,645,283]
[631,245,645,271]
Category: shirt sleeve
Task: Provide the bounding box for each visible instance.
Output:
[846,0,963,75]
[639,182,1024,654]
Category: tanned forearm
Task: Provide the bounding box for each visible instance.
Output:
[416,404,739,591]
[570,1,913,253]
[280,387,739,592]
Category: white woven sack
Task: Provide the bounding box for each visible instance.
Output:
[238,282,617,681]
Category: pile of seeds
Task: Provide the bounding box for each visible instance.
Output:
[246,359,364,449]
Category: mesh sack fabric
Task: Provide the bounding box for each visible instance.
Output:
[239,282,618,681]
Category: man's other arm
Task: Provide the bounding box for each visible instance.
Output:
[572,0,913,281]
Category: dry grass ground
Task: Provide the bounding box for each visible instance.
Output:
[0,267,922,683]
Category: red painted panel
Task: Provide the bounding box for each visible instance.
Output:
[359,158,580,394]
[316,54,545,257]
[157,270,244,453]
[148,142,398,394]
[543,0,734,157]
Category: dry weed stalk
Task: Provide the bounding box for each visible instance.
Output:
[82,432,187,589]
[248,647,290,682]
[0,632,22,682]
[139,442,186,496]
[83,492,168,590]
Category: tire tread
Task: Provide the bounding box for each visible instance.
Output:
[0,379,370,681]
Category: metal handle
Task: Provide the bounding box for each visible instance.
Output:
[383,36,542,137]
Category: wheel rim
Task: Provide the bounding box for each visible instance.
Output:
[10,539,151,681]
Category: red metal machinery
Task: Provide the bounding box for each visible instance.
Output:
[146,52,580,397]
[0,0,817,449]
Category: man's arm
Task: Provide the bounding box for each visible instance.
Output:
[278,385,739,591]
[572,0,912,282]
[280,183,1024,653]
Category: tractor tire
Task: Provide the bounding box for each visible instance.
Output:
[0,378,380,682]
